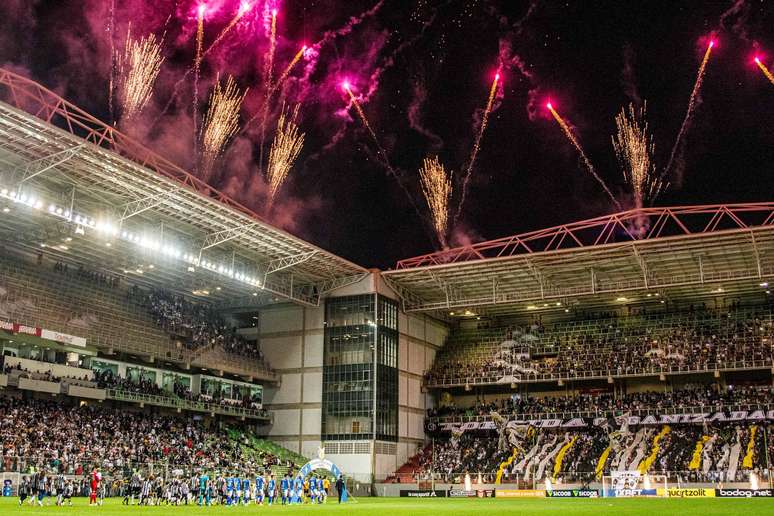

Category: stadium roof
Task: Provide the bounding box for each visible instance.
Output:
[383,204,774,316]
[0,68,368,307]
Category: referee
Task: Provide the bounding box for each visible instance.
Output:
[335,476,345,503]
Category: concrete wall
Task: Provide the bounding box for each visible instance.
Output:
[260,272,448,480]
[5,356,93,381]
[17,377,60,394]
[259,302,324,458]
[396,311,445,472]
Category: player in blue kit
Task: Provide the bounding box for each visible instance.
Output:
[241,477,251,506]
[280,474,290,505]
[255,473,265,505]
[309,476,317,504]
[234,475,243,505]
[225,476,234,506]
[267,474,276,506]
[295,473,304,503]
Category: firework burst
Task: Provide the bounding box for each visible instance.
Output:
[200,76,248,180]
[419,156,453,247]
[117,26,165,120]
[663,39,715,183]
[547,102,621,209]
[455,73,499,225]
[612,102,664,207]
[266,104,305,208]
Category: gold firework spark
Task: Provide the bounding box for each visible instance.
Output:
[118,26,165,120]
[267,45,306,100]
[344,85,386,161]
[200,76,248,180]
[663,40,715,181]
[266,104,305,206]
[257,10,278,174]
[193,6,205,143]
[419,156,452,246]
[243,45,306,134]
[202,2,253,62]
[612,102,664,207]
[547,103,622,209]
[455,74,499,225]
[755,57,774,87]
[264,10,278,92]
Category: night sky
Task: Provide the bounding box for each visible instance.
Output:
[1,1,772,269]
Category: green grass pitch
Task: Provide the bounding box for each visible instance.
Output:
[2,497,774,515]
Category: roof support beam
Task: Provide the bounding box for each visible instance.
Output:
[262,251,317,279]
[631,245,649,289]
[119,190,176,222]
[749,230,762,279]
[199,222,261,255]
[11,143,85,187]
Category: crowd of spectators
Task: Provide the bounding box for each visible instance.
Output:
[2,361,94,388]
[93,370,267,415]
[409,421,772,484]
[131,287,264,362]
[53,261,120,288]
[427,306,774,386]
[412,382,774,484]
[0,397,277,477]
[428,384,774,419]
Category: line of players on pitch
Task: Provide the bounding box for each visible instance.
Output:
[124,472,334,506]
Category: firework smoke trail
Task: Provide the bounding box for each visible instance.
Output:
[612,102,663,208]
[266,104,305,209]
[755,57,774,86]
[547,102,621,209]
[662,40,715,183]
[453,73,499,225]
[419,156,453,247]
[200,76,248,181]
[118,27,165,120]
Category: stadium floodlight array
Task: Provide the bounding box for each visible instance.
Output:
[0,184,262,290]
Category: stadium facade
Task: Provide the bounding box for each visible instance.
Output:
[0,68,773,494]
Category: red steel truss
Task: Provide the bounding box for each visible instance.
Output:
[0,67,269,227]
[396,203,774,269]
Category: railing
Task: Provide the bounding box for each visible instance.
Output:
[425,358,774,388]
[395,203,774,269]
[427,402,774,425]
[0,455,281,478]
[0,258,277,381]
[106,389,271,421]
[408,469,773,486]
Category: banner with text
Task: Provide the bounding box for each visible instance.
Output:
[0,320,86,348]
[431,410,774,434]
